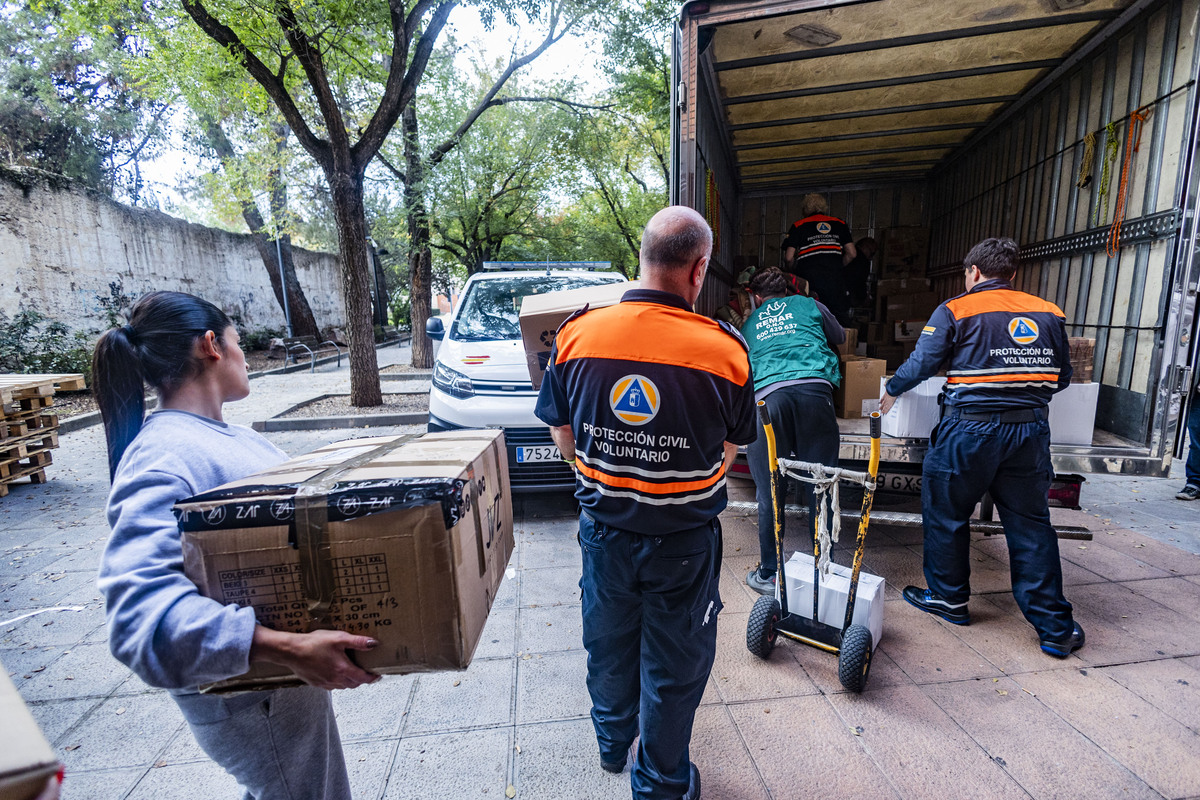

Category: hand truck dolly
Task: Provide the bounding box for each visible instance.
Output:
[745,402,884,693]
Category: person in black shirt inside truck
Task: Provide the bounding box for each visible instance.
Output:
[879,237,1084,659]
[782,193,856,324]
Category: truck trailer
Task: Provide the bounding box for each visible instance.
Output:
[672,0,1200,490]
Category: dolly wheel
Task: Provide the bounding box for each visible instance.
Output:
[747,596,782,659]
[838,624,874,693]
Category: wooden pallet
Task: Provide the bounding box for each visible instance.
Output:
[0,429,58,460]
[0,374,77,496]
[0,373,85,405]
[0,449,53,479]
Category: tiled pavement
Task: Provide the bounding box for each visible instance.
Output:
[3,347,1199,798]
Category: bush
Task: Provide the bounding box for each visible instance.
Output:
[240,327,284,352]
[0,310,94,382]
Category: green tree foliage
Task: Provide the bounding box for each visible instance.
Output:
[127,16,325,337]
[0,1,168,201]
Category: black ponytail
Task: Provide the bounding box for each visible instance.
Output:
[92,291,233,480]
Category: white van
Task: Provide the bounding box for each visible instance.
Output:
[426,264,627,491]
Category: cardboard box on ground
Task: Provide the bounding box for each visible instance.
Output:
[174,430,514,693]
[519,281,639,389]
[0,661,61,800]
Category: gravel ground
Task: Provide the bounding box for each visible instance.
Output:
[48,391,98,419]
[379,363,432,374]
[277,392,428,418]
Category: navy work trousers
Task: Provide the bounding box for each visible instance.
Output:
[1185,396,1200,488]
[578,512,722,800]
[746,383,840,576]
[921,411,1074,641]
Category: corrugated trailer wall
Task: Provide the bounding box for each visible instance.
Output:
[927,0,1200,443]
[738,183,927,269]
[690,57,741,317]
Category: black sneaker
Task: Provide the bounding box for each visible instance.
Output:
[1040,622,1086,658]
[1176,484,1200,501]
[746,566,776,596]
[600,743,632,774]
[902,586,970,625]
[681,762,701,800]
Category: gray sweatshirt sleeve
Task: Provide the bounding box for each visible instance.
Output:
[98,468,258,690]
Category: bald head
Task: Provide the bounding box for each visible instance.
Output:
[640,206,713,274]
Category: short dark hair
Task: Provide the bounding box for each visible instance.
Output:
[748,266,789,298]
[964,237,1019,278]
[640,208,713,271]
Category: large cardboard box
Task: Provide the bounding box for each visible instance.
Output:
[880,376,947,438]
[835,327,858,356]
[1048,381,1099,445]
[783,552,885,650]
[880,227,930,275]
[0,661,61,800]
[893,319,928,342]
[835,356,887,419]
[868,344,907,370]
[519,281,637,389]
[175,430,514,692]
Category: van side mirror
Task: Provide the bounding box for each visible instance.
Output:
[426,316,445,340]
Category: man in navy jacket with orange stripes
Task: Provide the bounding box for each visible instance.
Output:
[536,206,756,800]
[879,237,1084,659]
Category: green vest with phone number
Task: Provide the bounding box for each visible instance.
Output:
[740,295,841,392]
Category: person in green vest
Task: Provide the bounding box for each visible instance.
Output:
[741,267,845,594]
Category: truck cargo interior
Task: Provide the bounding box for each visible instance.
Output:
[673,0,1200,479]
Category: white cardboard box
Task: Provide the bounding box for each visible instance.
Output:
[1048,381,1099,445]
[782,552,885,649]
[880,376,946,438]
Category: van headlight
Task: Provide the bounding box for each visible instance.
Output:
[433,362,475,398]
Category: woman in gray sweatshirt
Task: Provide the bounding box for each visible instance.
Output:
[94,291,376,799]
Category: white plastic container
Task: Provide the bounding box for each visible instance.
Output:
[880,376,947,439]
[1048,381,1100,445]
[782,551,886,650]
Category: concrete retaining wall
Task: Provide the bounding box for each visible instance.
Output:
[0,166,345,334]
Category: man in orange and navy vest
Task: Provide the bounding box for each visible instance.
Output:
[782,193,857,323]
[879,237,1084,659]
[536,206,756,800]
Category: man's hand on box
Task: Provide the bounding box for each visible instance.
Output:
[879,391,896,415]
[251,626,380,690]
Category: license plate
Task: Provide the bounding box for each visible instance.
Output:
[515,445,562,464]
[875,471,923,494]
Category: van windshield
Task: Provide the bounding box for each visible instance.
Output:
[451,274,624,342]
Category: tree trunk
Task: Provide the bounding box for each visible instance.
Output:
[202,119,320,337]
[328,170,383,406]
[248,233,320,338]
[404,107,434,369]
[267,152,320,338]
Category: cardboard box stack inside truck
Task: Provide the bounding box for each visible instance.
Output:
[665,0,1200,499]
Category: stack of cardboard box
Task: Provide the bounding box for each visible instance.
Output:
[1068,337,1095,382]
[864,227,938,371]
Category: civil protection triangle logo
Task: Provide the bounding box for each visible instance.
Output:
[610,375,660,425]
[1008,316,1040,345]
